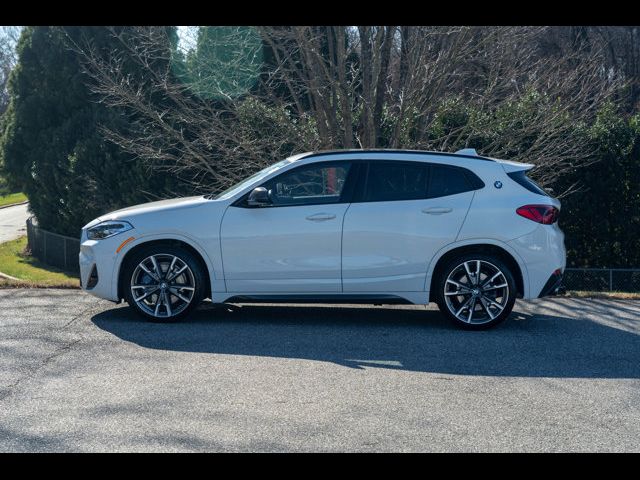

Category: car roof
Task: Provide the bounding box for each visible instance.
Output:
[298,149,496,163]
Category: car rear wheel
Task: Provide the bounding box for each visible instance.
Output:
[122,245,206,322]
[435,254,516,330]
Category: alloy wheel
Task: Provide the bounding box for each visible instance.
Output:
[443,260,509,325]
[130,254,196,318]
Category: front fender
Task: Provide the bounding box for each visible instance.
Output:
[110,232,223,301]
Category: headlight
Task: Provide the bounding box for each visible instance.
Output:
[87,220,133,240]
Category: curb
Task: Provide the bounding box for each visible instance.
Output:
[0,200,28,210]
[0,270,81,289]
[0,270,22,282]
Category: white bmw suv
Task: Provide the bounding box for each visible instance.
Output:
[80,149,565,329]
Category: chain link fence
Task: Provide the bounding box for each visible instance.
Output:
[22,215,640,292]
[563,268,640,293]
[26,217,80,274]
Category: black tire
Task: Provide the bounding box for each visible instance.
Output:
[122,245,207,322]
[434,253,517,330]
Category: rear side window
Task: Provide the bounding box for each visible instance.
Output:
[507,170,549,196]
[428,165,481,198]
[364,161,429,202]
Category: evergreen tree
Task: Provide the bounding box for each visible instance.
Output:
[0,26,178,237]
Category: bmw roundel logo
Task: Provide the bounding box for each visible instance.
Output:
[494,181,503,189]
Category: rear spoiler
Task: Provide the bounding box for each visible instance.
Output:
[454,149,535,173]
[496,159,535,173]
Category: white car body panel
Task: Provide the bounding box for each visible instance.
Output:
[79,150,567,307]
[220,203,349,292]
[423,237,530,298]
[341,191,473,291]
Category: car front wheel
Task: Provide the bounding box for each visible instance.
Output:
[122,245,206,322]
[435,254,516,330]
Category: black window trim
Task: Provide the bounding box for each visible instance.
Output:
[300,149,496,163]
[232,158,485,207]
[350,160,484,204]
[232,160,360,209]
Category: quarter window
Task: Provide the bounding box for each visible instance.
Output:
[428,165,475,198]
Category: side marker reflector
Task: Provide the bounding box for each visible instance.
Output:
[116,236,135,253]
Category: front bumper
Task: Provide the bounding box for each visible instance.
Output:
[79,236,121,302]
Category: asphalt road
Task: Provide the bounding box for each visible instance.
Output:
[1,289,639,452]
[0,202,29,243]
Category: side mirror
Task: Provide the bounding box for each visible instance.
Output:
[247,187,271,207]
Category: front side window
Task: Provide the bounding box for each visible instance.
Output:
[213,158,295,200]
[363,162,429,202]
[263,162,351,206]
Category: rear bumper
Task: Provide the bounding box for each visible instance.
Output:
[507,223,566,299]
[538,270,564,298]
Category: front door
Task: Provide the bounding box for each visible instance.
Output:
[220,161,353,293]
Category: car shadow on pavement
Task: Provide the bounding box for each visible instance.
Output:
[91,302,640,379]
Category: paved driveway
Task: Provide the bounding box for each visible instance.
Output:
[0,202,29,243]
[1,290,639,452]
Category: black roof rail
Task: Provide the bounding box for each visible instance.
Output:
[298,148,495,163]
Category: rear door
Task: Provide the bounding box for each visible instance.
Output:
[341,161,479,292]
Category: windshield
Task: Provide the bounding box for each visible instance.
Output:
[210,157,298,200]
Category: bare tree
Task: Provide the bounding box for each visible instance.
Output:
[69,26,621,198]
[539,26,640,113]
[261,26,617,178]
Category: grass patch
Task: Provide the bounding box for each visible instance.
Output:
[563,290,640,300]
[0,192,27,207]
[0,236,79,288]
[1,236,638,296]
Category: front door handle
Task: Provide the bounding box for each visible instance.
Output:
[306,213,336,222]
[422,207,453,215]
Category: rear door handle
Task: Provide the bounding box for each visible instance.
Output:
[306,213,336,222]
[422,207,453,215]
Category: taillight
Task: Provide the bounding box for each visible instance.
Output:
[516,205,559,224]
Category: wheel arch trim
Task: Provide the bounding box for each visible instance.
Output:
[423,238,530,299]
[111,233,219,301]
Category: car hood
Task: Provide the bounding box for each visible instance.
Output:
[83,196,212,229]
